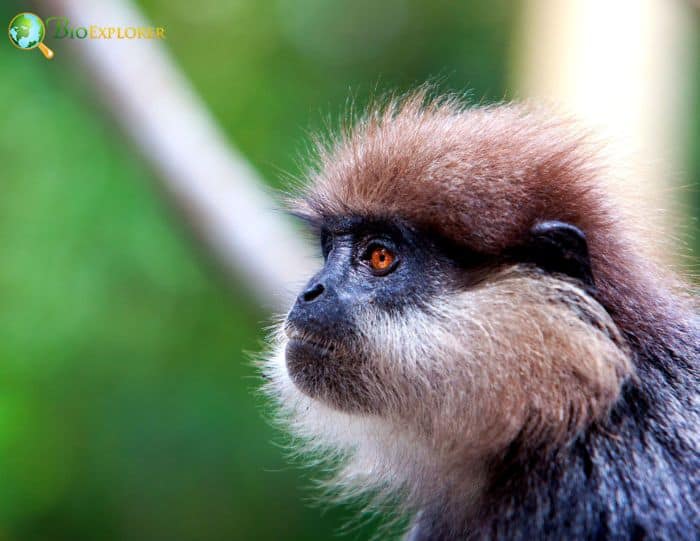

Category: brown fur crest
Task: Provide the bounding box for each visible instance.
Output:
[293,91,609,254]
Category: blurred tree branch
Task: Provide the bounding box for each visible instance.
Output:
[40,0,316,310]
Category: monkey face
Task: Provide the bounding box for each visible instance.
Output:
[284,217,456,412]
[277,214,631,456]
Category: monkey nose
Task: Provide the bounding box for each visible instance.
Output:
[299,282,325,303]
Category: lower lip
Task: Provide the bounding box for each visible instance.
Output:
[286,337,334,355]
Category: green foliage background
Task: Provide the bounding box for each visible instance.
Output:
[0,1,696,540]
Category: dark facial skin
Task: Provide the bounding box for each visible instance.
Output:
[285,215,593,412]
[284,216,457,410]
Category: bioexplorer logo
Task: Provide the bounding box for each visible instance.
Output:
[8,12,166,60]
[8,13,54,59]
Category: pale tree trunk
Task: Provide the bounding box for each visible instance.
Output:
[513,0,696,265]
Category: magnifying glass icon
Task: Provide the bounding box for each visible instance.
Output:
[8,12,55,60]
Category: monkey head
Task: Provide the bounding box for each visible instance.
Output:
[264,93,636,509]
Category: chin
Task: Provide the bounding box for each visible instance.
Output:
[283,334,378,414]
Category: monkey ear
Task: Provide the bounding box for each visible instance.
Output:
[526,221,595,287]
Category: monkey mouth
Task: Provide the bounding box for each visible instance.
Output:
[284,328,341,387]
[284,328,338,355]
[286,338,337,365]
[283,328,375,412]
[285,335,339,399]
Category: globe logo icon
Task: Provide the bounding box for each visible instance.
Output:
[8,12,54,59]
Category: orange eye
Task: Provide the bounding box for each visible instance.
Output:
[369,246,395,272]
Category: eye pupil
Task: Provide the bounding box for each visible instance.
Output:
[370,247,394,272]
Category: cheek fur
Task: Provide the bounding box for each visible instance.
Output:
[356,268,633,453]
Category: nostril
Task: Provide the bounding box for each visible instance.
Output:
[301,282,325,303]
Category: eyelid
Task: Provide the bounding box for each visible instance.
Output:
[360,239,388,259]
